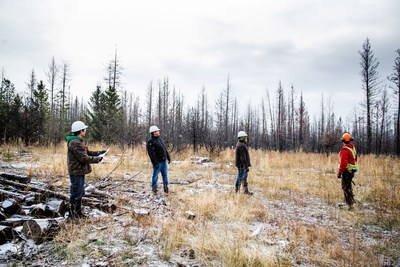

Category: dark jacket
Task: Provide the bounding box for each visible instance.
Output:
[67,135,101,176]
[235,141,251,169]
[146,136,170,166]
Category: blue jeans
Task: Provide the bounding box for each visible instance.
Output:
[70,175,85,205]
[152,161,168,191]
[235,168,248,188]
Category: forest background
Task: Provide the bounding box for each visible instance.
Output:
[0,38,399,156]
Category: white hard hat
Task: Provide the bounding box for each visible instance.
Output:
[149,125,160,134]
[237,131,248,138]
[71,121,88,132]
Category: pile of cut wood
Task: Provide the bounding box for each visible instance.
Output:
[0,172,115,245]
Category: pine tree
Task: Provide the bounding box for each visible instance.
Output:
[0,78,16,142]
[87,86,107,142]
[31,81,50,143]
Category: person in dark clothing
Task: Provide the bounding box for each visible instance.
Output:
[337,132,358,210]
[146,125,171,194]
[235,131,252,195]
[66,121,106,219]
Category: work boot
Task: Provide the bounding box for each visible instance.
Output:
[164,186,169,194]
[69,204,80,220]
[75,203,87,219]
[152,188,158,194]
[244,187,253,195]
[235,186,239,193]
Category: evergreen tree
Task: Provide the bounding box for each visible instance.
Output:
[8,94,24,143]
[87,86,107,142]
[0,78,16,142]
[31,81,50,143]
[103,85,123,144]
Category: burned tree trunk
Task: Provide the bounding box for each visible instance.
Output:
[28,203,47,218]
[0,189,26,202]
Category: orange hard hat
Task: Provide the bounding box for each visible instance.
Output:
[341,133,353,142]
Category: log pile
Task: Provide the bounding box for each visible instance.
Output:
[0,172,116,244]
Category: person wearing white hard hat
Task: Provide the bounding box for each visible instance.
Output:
[235,131,253,195]
[66,121,107,219]
[146,125,171,194]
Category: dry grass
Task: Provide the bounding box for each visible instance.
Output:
[1,144,399,266]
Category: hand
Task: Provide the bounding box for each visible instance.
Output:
[337,173,342,179]
[168,160,171,164]
[99,150,107,154]
[246,168,249,173]
[98,156,103,162]
[154,164,159,169]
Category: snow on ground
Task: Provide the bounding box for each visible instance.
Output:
[0,155,399,266]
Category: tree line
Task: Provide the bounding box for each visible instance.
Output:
[1,38,399,155]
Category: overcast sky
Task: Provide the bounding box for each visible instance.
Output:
[1,0,399,120]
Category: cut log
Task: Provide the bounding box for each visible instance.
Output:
[46,200,67,217]
[0,211,6,221]
[28,203,47,218]
[0,188,26,202]
[2,198,22,215]
[0,225,18,245]
[0,178,115,212]
[85,184,114,199]
[0,172,31,184]
[0,215,34,227]
[24,193,46,206]
[22,218,63,244]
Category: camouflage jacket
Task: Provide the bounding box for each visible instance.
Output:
[67,136,101,176]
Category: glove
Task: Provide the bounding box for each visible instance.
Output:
[337,173,342,179]
[168,159,171,164]
[98,156,103,162]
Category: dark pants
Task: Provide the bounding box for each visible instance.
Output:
[70,175,85,212]
[235,168,248,190]
[341,170,355,206]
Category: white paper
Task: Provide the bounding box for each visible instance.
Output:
[98,148,110,158]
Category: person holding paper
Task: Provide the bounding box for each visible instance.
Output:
[66,121,107,219]
[146,125,171,194]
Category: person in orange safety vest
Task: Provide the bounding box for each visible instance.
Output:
[337,132,358,210]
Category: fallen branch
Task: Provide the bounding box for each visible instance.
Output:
[169,176,205,185]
